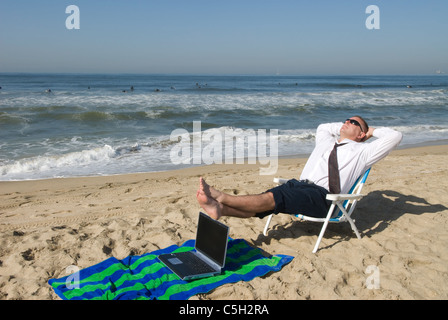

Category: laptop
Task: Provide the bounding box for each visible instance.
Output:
[158,212,229,281]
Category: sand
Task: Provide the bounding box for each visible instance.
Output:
[0,145,447,300]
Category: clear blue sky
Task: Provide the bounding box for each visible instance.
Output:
[1,0,447,75]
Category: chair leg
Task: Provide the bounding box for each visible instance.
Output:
[312,203,336,253]
[345,215,362,239]
[336,203,362,239]
[263,214,274,236]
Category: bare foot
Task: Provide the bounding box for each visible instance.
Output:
[196,188,223,220]
[199,177,223,202]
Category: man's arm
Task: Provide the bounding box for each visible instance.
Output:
[362,127,403,167]
[363,126,375,141]
[315,122,342,144]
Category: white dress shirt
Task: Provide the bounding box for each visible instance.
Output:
[300,122,403,193]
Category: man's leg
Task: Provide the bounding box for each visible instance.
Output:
[196,177,275,220]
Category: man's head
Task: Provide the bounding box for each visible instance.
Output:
[340,116,369,142]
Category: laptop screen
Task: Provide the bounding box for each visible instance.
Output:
[195,212,229,267]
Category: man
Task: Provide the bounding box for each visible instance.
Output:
[197,116,402,221]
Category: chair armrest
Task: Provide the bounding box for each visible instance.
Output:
[273,178,289,185]
[326,193,365,201]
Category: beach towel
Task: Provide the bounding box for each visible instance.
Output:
[48,238,293,300]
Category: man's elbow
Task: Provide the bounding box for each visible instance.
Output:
[393,131,403,147]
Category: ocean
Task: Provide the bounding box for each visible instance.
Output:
[1,73,447,181]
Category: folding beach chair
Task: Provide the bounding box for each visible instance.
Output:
[263,168,371,253]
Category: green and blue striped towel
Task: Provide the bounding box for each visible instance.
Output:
[48,238,293,300]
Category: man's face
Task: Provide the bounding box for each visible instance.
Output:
[341,117,366,142]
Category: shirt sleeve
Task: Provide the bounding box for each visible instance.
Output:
[361,127,403,167]
[315,122,343,144]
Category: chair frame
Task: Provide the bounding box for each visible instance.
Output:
[263,168,371,253]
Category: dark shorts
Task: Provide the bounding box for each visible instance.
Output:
[256,179,331,219]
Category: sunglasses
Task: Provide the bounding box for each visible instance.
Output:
[345,118,364,132]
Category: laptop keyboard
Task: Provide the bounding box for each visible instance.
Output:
[177,251,215,273]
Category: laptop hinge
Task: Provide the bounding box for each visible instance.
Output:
[195,250,221,270]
